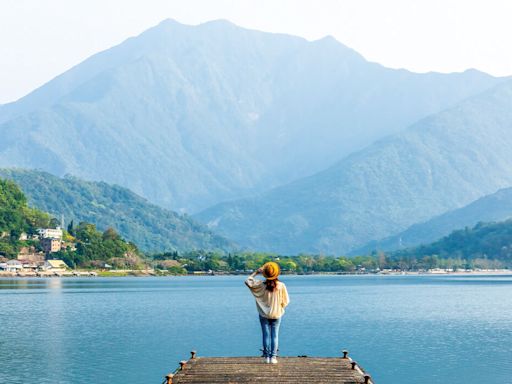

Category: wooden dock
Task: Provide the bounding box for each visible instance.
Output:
[164,351,374,384]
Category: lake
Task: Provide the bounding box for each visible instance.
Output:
[1,275,511,384]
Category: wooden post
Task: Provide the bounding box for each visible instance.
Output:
[364,375,371,383]
[191,350,197,359]
[180,361,187,370]
[351,361,357,370]
[342,350,349,359]
[165,373,174,384]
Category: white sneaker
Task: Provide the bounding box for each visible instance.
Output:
[265,357,270,364]
[270,357,278,364]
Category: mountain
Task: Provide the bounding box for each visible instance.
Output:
[0,169,234,253]
[196,80,512,254]
[355,187,512,254]
[0,19,506,212]
[391,219,512,264]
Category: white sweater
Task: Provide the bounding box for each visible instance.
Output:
[245,276,290,319]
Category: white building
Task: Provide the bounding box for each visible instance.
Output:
[44,259,69,272]
[1,260,23,272]
[38,228,63,240]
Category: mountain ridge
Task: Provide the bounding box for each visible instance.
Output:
[354,186,512,254]
[0,19,506,213]
[0,168,234,253]
[196,79,512,254]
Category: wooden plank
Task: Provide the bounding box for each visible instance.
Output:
[169,357,372,384]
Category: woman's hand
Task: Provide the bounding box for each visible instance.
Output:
[250,267,263,277]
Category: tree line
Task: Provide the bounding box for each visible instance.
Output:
[56,222,143,269]
[3,177,512,272]
[150,249,511,275]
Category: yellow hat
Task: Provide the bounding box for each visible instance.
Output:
[262,262,280,280]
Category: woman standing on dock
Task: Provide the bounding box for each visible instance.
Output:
[245,262,290,364]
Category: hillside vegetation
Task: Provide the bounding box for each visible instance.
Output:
[356,187,512,253]
[390,219,512,269]
[0,179,51,257]
[0,177,143,268]
[0,169,234,253]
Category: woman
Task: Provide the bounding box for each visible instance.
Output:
[245,262,290,364]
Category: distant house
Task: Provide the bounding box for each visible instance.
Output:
[2,260,23,272]
[21,262,38,271]
[38,228,63,240]
[41,238,62,253]
[18,232,28,241]
[44,259,69,272]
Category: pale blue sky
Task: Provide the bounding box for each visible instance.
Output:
[1,0,511,103]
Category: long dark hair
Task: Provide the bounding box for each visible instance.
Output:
[264,278,279,292]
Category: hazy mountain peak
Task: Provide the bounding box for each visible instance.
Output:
[155,17,186,27]
[198,18,241,29]
[314,34,343,47]
[0,19,508,215]
[462,67,485,75]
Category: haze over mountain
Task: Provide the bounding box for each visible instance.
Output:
[0,168,234,253]
[355,186,512,254]
[196,80,512,254]
[0,19,506,212]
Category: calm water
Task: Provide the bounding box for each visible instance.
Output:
[1,275,511,384]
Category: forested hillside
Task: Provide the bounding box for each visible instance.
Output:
[356,187,512,253]
[0,176,147,268]
[0,169,234,253]
[391,219,512,268]
[0,178,51,257]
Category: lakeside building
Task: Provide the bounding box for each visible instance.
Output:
[43,259,69,273]
[0,259,69,274]
[41,238,62,253]
[38,228,63,240]
[0,260,23,272]
[20,262,39,271]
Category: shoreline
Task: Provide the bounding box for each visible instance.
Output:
[1,269,511,278]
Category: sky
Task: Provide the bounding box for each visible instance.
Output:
[1,0,511,104]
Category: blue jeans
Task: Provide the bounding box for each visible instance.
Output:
[259,315,281,358]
